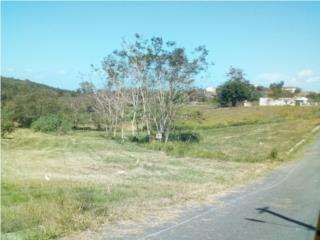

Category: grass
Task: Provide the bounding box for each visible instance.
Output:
[1,106,319,239]
[176,105,320,129]
[146,106,320,162]
[148,119,319,162]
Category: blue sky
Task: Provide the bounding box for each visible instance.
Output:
[2,1,320,91]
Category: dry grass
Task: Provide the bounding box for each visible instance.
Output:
[2,106,319,239]
[177,105,320,129]
[1,130,271,240]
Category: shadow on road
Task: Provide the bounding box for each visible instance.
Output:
[244,206,320,237]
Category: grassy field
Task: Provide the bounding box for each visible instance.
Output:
[1,106,320,239]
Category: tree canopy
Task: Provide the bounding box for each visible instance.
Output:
[217,67,260,107]
[88,34,209,141]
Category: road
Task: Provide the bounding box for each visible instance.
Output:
[126,135,320,240]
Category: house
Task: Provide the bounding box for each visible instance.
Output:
[282,86,297,93]
[259,97,310,106]
[294,97,309,106]
[205,86,217,97]
[259,97,295,106]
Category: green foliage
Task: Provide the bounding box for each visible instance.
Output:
[294,88,302,94]
[269,81,284,98]
[128,134,150,143]
[168,130,200,143]
[31,115,72,133]
[1,77,77,127]
[268,81,295,98]
[217,80,260,107]
[269,148,279,160]
[217,67,260,107]
[307,92,320,102]
[1,110,15,137]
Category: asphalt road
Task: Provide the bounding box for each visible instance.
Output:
[128,135,320,240]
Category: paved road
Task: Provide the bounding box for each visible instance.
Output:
[127,135,320,240]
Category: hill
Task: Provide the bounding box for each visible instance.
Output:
[1,76,77,127]
[1,76,75,103]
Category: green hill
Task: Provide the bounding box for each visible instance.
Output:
[1,76,75,103]
[1,76,77,127]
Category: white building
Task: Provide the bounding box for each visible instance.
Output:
[259,97,310,106]
[294,97,309,106]
[282,86,297,93]
[205,86,217,97]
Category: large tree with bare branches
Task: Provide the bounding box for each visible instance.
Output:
[89,34,209,141]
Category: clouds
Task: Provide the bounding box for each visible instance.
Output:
[295,70,320,85]
[255,69,320,91]
[297,69,314,79]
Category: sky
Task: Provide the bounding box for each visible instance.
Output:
[1,1,320,91]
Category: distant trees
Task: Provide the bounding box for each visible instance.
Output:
[88,34,209,141]
[268,81,301,98]
[217,67,260,107]
[1,77,74,128]
[269,81,284,98]
[307,92,320,102]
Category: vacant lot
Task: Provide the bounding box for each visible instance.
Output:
[1,106,319,239]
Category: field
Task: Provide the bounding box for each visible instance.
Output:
[1,106,320,240]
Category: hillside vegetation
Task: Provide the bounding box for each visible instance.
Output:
[1,77,77,128]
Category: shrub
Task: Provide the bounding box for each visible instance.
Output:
[269,148,278,160]
[1,121,15,137]
[31,115,72,133]
[1,110,15,137]
[128,134,150,143]
[168,131,200,143]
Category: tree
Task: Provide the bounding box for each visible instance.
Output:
[1,109,15,137]
[217,67,260,107]
[294,88,302,94]
[307,92,320,102]
[268,81,284,98]
[91,34,209,141]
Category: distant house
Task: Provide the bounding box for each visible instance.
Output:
[205,86,217,97]
[294,97,309,106]
[259,97,310,106]
[282,86,297,93]
[259,97,294,106]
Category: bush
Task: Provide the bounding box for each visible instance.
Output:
[31,115,72,133]
[269,148,278,160]
[168,131,200,143]
[1,121,15,137]
[1,110,15,137]
[128,134,150,143]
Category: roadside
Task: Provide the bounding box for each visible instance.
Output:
[60,131,320,240]
[106,132,320,240]
[2,109,319,240]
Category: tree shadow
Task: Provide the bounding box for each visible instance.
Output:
[244,206,320,236]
